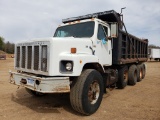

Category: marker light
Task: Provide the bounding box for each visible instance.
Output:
[71,48,77,53]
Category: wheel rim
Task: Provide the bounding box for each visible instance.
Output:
[140,68,143,79]
[88,81,100,104]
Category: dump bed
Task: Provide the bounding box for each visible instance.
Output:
[112,31,148,65]
[63,10,148,65]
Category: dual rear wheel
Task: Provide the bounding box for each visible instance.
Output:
[117,63,146,88]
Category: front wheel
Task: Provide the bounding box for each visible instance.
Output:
[70,69,104,115]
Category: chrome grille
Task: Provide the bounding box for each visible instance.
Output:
[15,42,49,73]
[41,45,47,72]
[34,46,39,70]
[16,47,20,67]
[21,46,26,68]
[27,46,32,69]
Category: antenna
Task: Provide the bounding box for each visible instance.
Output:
[121,7,126,15]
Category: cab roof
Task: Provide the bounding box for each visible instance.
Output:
[62,10,122,25]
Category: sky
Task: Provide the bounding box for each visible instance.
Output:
[0,0,160,46]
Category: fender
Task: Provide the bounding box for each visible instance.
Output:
[59,53,104,76]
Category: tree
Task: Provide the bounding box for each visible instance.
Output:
[149,44,160,48]
[0,36,5,51]
[5,41,15,54]
[0,36,15,54]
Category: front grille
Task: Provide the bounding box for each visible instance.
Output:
[41,45,47,72]
[34,46,39,70]
[21,46,26,68]
[27,46,32,69]
[16,47,20,67]
[15,43,49,73]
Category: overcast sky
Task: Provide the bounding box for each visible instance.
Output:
[0,0,160,46]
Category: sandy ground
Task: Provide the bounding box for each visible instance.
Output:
[0,58,160,120]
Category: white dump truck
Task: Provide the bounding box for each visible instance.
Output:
[148,48,160,61]
[9,10,148,115]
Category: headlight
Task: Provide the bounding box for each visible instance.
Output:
[66,62,73,71]
[60,61,73,73]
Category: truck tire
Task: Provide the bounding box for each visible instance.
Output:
[137,64,143,82]
[70,69,104,115]
[116,66,128,89]
[25,88,45,96]
[128,65,138,85]
[141,63,146,79]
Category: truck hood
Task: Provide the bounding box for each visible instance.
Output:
[15,37,95,76]
[50,37,93,55]
[16,37,93,55]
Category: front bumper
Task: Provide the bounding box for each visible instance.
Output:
[9,72,70,93]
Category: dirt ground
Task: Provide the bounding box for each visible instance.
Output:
[0,58,160,120]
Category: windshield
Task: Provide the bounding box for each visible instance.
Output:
[54,21,95,38]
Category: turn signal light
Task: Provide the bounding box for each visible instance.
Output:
[71,48,77,54]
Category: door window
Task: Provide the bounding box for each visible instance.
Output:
[97,24,108,41]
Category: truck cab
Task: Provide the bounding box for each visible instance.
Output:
[54,18,112,68]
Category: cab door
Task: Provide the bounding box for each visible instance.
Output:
[94,23,112,66]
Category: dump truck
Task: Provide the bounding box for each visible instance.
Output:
[148,48,160,61]
[9,10,148,115]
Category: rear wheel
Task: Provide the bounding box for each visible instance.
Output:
[25,88,45,96]
[128,65,138,85]
[141,63,146,79]
[116,66,128,89]
[70,69,104,115]
[137,64,143,82]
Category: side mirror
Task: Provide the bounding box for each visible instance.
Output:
[111,23,118,38]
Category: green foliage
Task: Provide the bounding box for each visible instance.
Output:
[0,36,5,50]
[148,44,160,48]
[0,36,15,54]
[5,41,15,54]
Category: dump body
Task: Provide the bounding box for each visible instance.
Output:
[112,30,148,65]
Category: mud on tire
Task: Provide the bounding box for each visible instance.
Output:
[70,69,104,115]
[137,64,143,82]
[141,63,146,79]
[116,66,128,89]
[128,65,138,85]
